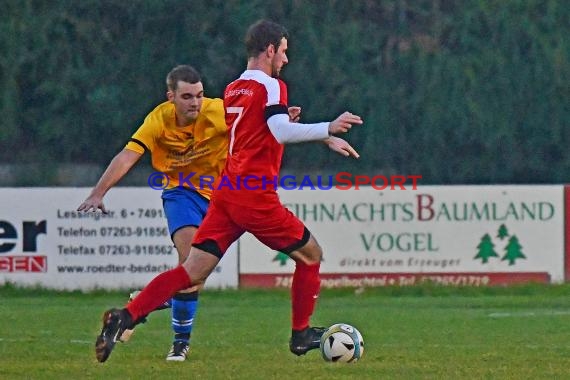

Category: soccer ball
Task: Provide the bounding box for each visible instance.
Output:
[320,323,364,363]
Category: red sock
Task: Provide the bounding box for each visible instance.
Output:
[291,261,321,331]
[126,266,191,322]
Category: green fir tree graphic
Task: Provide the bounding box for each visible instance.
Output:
[501,235,526,265]
[273,251,290,266]
[497,224,509,240]
[475,234,499,264]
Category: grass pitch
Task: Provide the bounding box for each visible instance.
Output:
[2,283,570,379]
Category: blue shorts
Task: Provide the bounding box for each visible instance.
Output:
[162,187,210,239]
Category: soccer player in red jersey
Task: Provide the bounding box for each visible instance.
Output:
[95,19,363,363]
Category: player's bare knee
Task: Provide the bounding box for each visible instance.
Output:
[173,226,197,264]
[182,247,220,286]
[306,236,323,262]
[292,237,322,265]
[307,245,323,264]
[181,262,207,286]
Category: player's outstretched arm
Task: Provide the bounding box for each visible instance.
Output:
[77,149,142,214]
[323,136,360,158]
[267,110,362,144]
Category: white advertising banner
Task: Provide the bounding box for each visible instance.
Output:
[239,186,564,288]
[0,188,238,290]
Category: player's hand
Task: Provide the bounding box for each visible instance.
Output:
[288,106,301,122]
[324,136,360,158]
[77,196,108,214]
[328,112,363,134]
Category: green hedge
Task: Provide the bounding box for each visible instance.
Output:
[1,0,567,184]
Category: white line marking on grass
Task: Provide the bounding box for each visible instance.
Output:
[70,339,92,344]
[381,342,570,350]
[488,310,570,318]
[0,338,92,344]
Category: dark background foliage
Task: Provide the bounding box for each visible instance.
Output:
[1,0,568,185]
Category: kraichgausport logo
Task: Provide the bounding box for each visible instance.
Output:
[147,171,422,191]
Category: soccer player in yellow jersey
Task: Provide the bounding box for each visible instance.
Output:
[78,65,228,361]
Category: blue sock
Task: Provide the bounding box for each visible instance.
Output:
[171,292,199,344]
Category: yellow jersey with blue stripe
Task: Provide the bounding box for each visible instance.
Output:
[125,98,228,199]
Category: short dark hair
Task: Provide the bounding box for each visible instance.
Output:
[166,65,201,91]
[245,19,289,58]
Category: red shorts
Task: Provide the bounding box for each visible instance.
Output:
[192,193,308,257]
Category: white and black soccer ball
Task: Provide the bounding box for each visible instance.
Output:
[320,323,364,363]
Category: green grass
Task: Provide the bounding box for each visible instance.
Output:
[2,283,570,379]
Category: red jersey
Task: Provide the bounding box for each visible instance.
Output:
[219,70,289,204]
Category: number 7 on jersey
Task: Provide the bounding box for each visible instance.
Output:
[226,106,244,155]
